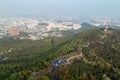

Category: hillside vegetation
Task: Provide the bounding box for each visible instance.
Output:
[0,28,120,80]
[47,28,120,80]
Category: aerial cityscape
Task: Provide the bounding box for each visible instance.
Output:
[0,0,120,80]
[0,17,120,40]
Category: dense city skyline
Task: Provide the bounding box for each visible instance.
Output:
[0,0,120,17]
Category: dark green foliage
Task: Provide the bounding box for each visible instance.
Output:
[0,29,120,80]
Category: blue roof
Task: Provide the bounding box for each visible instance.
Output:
[0,57,3,61]
[51,58,69,66]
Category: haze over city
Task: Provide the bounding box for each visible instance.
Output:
[0,0,120,17]
[0,0,120,80]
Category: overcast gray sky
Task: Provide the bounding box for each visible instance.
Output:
[0,0,119,17]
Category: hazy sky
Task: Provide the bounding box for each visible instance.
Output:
[0,0,120,17]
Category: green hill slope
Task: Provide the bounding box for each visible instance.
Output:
[47,28,120,80]
[0,28,120,80]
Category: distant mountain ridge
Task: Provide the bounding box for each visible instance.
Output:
[80,23,97,31]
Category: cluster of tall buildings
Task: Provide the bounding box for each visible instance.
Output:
[0,17,81,40]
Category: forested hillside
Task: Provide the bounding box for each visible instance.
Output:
[47,28,120,80]
[0,28,120,80]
